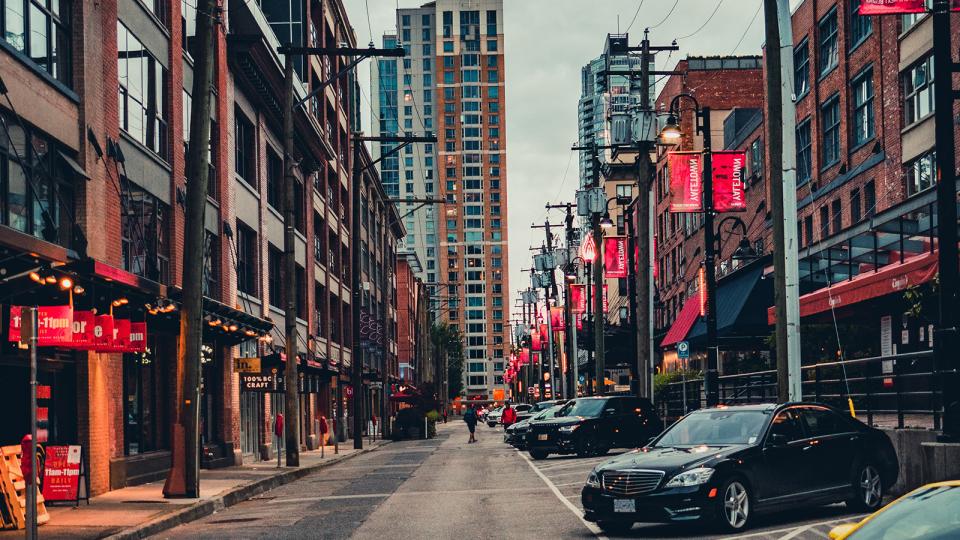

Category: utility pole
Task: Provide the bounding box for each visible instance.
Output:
[931,0,960,438]
[165,0,217,497]
[764,0,802,403]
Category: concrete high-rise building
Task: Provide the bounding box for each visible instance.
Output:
[372,0,509,402]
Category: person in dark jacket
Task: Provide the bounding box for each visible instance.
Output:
[463,404,478,443]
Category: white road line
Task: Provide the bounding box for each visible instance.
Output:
[519,450,608,539]
[723,515,866,540]
[266,486,552,504]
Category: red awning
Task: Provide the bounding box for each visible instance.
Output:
[661,297,701,348]
[767,251,938,324]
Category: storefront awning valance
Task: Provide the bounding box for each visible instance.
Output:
[688,265,768,343]
[768,251,938,325]
[660,296,701,348]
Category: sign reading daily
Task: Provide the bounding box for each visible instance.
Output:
[668,152,703,212]
[42,445,83,502]
[8,306,147,352]
[712,151,747,212]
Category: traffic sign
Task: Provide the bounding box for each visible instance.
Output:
[677,341,690,359]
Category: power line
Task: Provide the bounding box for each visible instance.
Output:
[676,0,725,40]
[648,0,680,29]
[625,0,646,33]
[730,0,764,54]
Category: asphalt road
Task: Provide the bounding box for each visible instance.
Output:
[152,421,872,539]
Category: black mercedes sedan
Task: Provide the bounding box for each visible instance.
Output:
[581,403,899,535]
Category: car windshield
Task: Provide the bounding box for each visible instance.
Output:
[654,410,770,446]
[557,399,606,418]
[534,405,564,420]
[848,484,960,540]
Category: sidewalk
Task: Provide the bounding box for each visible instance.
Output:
[0,439,390,540]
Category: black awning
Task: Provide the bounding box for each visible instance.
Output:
[687,263,771,347]
[58,151,90,180]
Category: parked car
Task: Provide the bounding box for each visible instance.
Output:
[581,403,899,535]
[828,480,960,539]
[505,405,566,449]
[526,396,662,460]
[486,406,504,427]
[516,400,566,423]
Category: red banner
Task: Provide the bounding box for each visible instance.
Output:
[8,306,73,346]
[669,152,703,212]
[540,324,548,339]
[550,307,565,331]
[604,236,628,278]
[568,284,608,313]
[129,322,147,352]
[712,151,747,212]
[93,315,114,349]
[858,0,926,14]
[519,348,530,365]
[70,311,95,349]
[41,445,82,502]
[531,330,541,351]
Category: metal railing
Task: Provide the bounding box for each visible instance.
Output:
[657,350,940,430]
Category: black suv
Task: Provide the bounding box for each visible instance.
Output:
[526,396,662,460]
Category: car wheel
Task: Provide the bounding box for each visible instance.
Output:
[577,435,598,458]
[530,449,549,460]
[596,520,633,534]
[717,477,751,532]
[847,463,883,512]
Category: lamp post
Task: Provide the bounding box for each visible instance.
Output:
[566,256,586,399]
[660,94,722,407]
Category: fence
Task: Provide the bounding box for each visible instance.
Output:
[657,350,940,430]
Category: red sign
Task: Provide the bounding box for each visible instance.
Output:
[669,152,703,212]
[569,284,608,313]
[345,386,354,398]
[93,315,114,349]
[858,0,926,14]
[550,307,565,331]
[70,310,95,348]
[9,306,74,346]
[129,322,147,352]
[531,330,541,351]
[604,236,628,278]
[580,233,598,263]
[712,151,747,212]
[698,267,707,317]
[42,445,83,502]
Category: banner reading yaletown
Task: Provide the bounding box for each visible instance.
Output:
[858,0,960,13]
[570,284,609,314]
[712,151,747,213]
[668,151,703,212]
[550,307,565,331]
[603,236,628,278]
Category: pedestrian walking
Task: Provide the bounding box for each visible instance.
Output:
[463,404,478,443]
[501,402,517,429]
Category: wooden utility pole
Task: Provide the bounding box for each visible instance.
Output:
[281,52,301,466]
[634,33,653,401]
[764,0,802,403]
[165,0,217,498]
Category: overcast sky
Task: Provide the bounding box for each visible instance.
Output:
[344,0,771,320]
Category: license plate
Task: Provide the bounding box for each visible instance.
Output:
[614,499,636,513]
[537,434,549,441]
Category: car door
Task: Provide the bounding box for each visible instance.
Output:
[755,409,814,505]
[616,397,648,447]
[798,406,858,497]
[597,398,622,447]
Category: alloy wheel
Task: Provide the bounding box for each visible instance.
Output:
[723,481,749,529]
[860,465,882,508]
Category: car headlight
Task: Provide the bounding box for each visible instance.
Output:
[665,467,715,488]
[558,424,580,433]
[586,469,601,488]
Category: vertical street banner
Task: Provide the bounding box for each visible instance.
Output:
[712,151,747,212]
[531,330,541,351]
[570,284,586,314]
[668,151,703,212]
[550,307,565,331]
[604,236,628,278]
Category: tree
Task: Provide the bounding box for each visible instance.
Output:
[431,323,464,400]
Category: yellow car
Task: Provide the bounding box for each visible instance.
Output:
[829,480,960,539]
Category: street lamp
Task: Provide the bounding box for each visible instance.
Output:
[658,93,724,407]
[715,216,758,262]
[599,212,615,230]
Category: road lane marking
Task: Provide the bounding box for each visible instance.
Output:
[722,515,867,540]
[519,450,608,539]
[266,486,552,504]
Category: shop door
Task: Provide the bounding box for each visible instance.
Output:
[239,392,262,459]
[270,392,285,453]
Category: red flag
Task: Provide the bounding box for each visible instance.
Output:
[550,307,565,331]
[668,152,703,212]
[858,0,926,14]
[712,151,747,212]
[604,236,628,278]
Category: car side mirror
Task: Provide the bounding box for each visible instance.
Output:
[766,433,788,447]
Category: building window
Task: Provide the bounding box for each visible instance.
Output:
[831,199,842,234]
[821,96,840,167]
[236,221,257,297]
[1,0,72,85]
[0,115,77,247]
[865,180,876,216]
[203,232,219,298]
[794,39,809,98]
[902,0,931,31]
[749,138,763,179]
[905,151,936,197]
[796,118,812,184]
[181,0,197,56]
[903,55,934,126]
[121,182,170,283]
[804,215,814,246]
[268,245,283,308]
[852,69,875,147]
[267,149,283,212]
[850,188,862,223]
[819,205,830,239]
[118,22,169,159]
[486,10,497,36]
[849,0,872,48]
[818,8,838,76]
[234,107,256,186]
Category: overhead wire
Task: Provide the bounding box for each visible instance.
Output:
[675,0,725,41]
[648,0,680,29]
[624,0,646,34]
[730,0,764,54]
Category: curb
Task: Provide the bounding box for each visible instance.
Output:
[104,441,391,540]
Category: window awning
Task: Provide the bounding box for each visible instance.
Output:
[688,265,767,343]
[767,251,938,324]
[660,296,701,348]
[58,151,90,180]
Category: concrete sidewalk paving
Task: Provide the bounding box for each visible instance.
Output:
[0,439,391,540]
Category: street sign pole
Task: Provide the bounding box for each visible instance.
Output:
[25,306,38,540]
[678,341,689,415]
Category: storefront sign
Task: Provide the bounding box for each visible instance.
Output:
[240,373,284,392]
[8,305,73,345]
[70,310,95,348]
[233,357,262,373]
[129,322,147,352]
[603,236,628,278]
[712,151,747,212]
[42,445,84,503]
[93,315,114,349]
[668,152,703,212]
